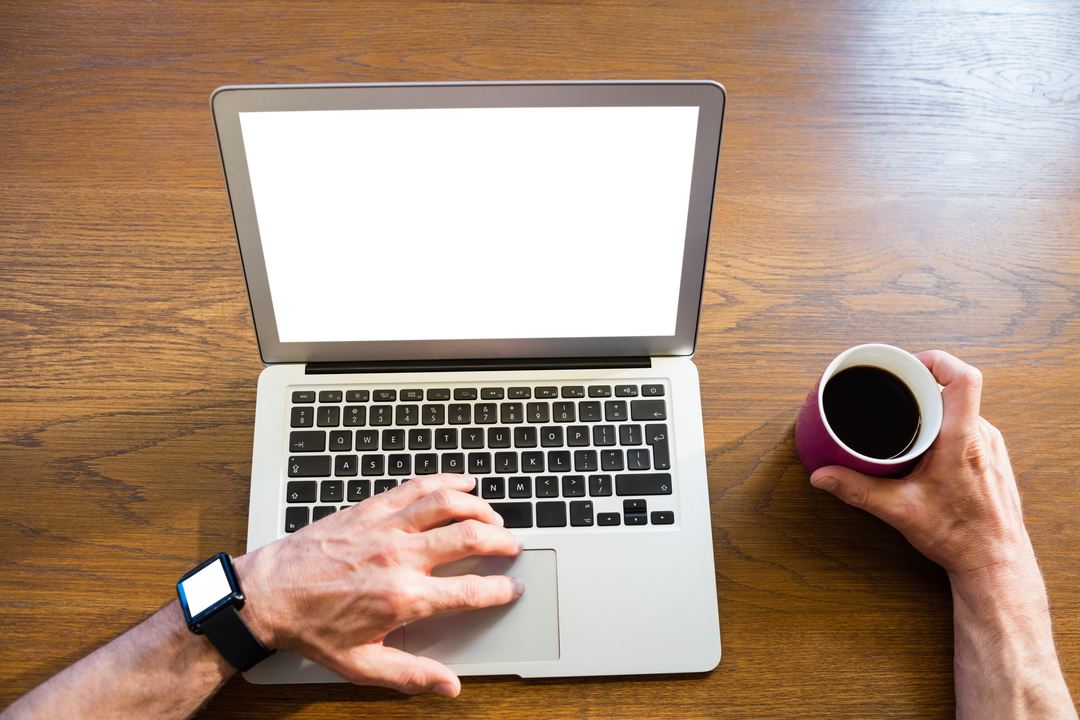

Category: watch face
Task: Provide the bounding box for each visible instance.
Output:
[178,554,241,627]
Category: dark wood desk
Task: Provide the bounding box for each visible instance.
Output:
[2,2,1078,717]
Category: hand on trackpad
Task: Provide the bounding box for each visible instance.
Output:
[403,549,560,666]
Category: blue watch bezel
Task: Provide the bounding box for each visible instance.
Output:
[177,552,246,634]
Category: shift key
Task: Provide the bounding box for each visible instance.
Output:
[615,473,673,496]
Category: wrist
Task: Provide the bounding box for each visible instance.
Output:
[231,547,282,653]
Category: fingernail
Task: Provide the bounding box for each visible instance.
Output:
[511,577,525,597]
[812,476,838,492]
[434,682,458,698]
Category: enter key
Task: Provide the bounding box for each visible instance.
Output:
[645,423,670,470]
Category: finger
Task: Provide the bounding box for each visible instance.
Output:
[810,464,908,527]
[390,483,506,533]
[335,642,463,697]
[420,572,526,616]
[414,518,524,568]
[365,474,478,513]
[914,350,983,444]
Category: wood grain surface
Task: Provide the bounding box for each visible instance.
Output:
[2,1,1078,717]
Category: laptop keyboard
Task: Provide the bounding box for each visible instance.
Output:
[282,382,678,534]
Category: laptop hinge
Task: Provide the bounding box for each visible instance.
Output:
[304,356,652,375]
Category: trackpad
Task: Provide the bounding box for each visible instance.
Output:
[403,549,559,665]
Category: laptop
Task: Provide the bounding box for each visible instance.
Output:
[210,80,726,683]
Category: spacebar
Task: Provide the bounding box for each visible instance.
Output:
[615,473,673,496]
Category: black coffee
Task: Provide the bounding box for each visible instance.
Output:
[822,365,921,460]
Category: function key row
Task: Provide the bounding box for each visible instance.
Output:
[291,399,667,428]
[292,384,666,404]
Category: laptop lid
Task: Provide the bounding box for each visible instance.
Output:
[211,81,726,366]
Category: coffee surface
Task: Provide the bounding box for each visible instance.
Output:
[822,365,921,460]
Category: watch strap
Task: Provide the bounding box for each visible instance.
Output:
[200,603,275,671]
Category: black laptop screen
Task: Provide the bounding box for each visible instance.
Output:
[213,83,725,363]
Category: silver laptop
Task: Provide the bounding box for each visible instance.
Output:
[211,80,725,683]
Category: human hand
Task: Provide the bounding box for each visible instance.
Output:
[233,474,524,697]
[808,350,1035,578]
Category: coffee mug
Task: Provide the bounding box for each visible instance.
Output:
[795,344,943,476]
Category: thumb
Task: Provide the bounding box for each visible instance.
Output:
[335,643,463,697]
[810,465,896,522]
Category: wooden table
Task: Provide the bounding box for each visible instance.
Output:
[2,1,1078,717]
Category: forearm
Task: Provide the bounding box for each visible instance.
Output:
[1,601,237,720]
[950,555,1076,720]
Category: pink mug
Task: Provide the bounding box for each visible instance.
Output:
[795,344,943,476]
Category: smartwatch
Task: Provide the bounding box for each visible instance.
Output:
[177,553,275,671]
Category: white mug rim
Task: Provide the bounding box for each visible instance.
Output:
[816,344,944,466]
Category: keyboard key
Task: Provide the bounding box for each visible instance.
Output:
[562,475,586,497]
[615,473,673,496]
[574,450,598,472]
[541,426,563,447]
[535,386,558,399]
[592,425,616,446]
[566,426,589,447]
[409,429,432,450]
[435,429,458,449]
[448,404,471,424]
[631,399,667,421]
[343,406,367,426]
[370,405,393,426]
[535,476,558,497]
[454,388,478,400]
[388,454,412,476]
[335,455,358,477]
[468,452,492,475]
[319,390,343,403]
[597,512,620,526]
[320,480,344,503]
[601,449,624,471]
[355,430,378,451]
[361,455,384,476]
[313,506,337,522]
[474,403,498,424]
[481,387,504,400]
[414,454,439,475]
[627,449,651,470]
[291,407,314,428]
[347,479,371,502]
[521,451,545,472]
[536,501,567,527]
[605,400,628,422]
[570,500,594,526]
[620,424,642,446]
[527,402,550,423]
[561,386,585,398]
[423,404,445,425]
[401,389,424,401]
[289,431,325,453]
[373,389,396,402]
[374,479,398,494]
[514,426,538,448]
[288,456,331,477]
[316,406,340,427]
[461,428,485,449]
[642,384,665,397]
[427,388,451,401]
[589,474,613,496]
[329,430,352,451]
[646,424,671,470]
[588,385,613,398]
[548,451,571,473]
[552,402,575,422]
[651,511,675,525]
[495,452,518,474]
[285,507,309,533]
[292,391,315,403]
[481,477,505,499]
[625,512,648,526]
[345,390,369,402]
[382,429,405,450]
[490,501,533,528]
[508,387,531,399]
[286,480,317,502]
[396,405,418,426]
[579,401,601,421]
[615,384,638,397]
[488,427,511,448]
[500,402,524,424]
[508,476,532,498]
[441,453,465,473]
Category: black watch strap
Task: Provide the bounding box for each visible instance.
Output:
[200,603,275,672]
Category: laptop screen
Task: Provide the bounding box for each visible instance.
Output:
[213,83,725,364]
